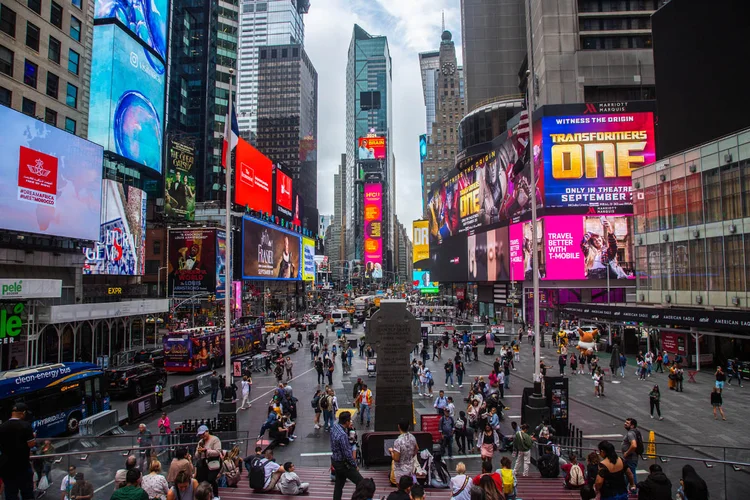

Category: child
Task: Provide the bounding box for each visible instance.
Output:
[498,456,517,500]
[277,462,309,495]
[585,452,600,487]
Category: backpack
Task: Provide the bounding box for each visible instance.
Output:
[568,464,585,487]
[222,458,241,487]
[248,457,267,490]
[319,394,331,411]
[634,429,645,455]
[539,425,550,440]
[501,469,515,494]
[311,395,320,409]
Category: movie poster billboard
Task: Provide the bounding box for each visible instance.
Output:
[468,226,509,282]
[84,180,147,275]
[242,217,300,280]
[363,183,383,279]
[168,229,217,297]
[292,192,304,228]
[358,137,387,160]
[165,138,196,221]
[302,237,316,282]
[541,112,656,210]
[215,230,226,300]
[412,220,430,264]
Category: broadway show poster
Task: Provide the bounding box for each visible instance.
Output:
[215,230,226,300]
[242,217,300,280]
[165,138,196,221]
[468,226,510,282]
[542,112,656,210]
[168,229,216,297]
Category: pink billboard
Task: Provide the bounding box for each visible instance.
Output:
[363,183,383,279]
[233,280,242,318]
[509,223,524,282]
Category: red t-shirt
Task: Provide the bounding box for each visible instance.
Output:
[472,472,503,491]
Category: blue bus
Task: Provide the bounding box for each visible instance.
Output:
[0,362,110,438]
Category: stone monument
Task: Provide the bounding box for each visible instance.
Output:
[365,300,421,431]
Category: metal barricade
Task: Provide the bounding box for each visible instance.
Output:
[78,410,123,437]
[197,373,212,394]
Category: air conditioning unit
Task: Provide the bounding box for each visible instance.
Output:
[732,296,740,306]
[729,224,737,234]
[724,152,733,163]
[692,230,700,239]
[695,295,703,304]
[664,294,672,303]
[689,164,697,173]
[662,233,670,241]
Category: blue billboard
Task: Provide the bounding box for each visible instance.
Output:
[89,24,165,173]
[94,0,168,61]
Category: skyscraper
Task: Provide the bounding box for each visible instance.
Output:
[418,51,440,138]
[256,43,318,231]
[237,0,310,135]
[345,25,393,273]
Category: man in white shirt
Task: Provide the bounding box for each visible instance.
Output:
[259,450,285,492]
[276,462,309,495]
[60,466,76,500]
[240,375,252,409]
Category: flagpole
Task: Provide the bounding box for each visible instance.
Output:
[223,68,234,396]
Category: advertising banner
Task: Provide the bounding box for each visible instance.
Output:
[429,233,467,283]
[363,183,383,279]
[235,138,273,213]
[508,223,524,282]
[661,332,687,356]
[413,270,439,294]
[165,138,196,221]
[468,226,510,282]
[94,0,168,60]
[88,25,165,173]
[233,281,242,318]
[0,106,103,241]
[358,137,387,160]
[302,237,316,282]
[292,192,304,228]
[275,169,293,218]
[542,112,656,210]
[84,180,147,275]
[412,220,430,264]
[0,280,62,300]
[242,217,300,280]
[215,230,226,300]
[168,229,217,297]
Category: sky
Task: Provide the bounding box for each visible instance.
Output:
[304,0,463,239]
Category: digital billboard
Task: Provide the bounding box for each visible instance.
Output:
[468,226,509,282]
[165,138,196,221]
[94,0,168,61]
[242,217,300,280]
[358,137,387,160]
[168,229,217,297]
[216,230,226,300]
[302,237,316,282]
[88,25,165,173]
[429,233,467,283]
[83,180,147,275]
[235,138,273,213]
[292,192,304,228]
[419,135,427,161]
[509,220,543,282]
[412,220,430,264]
[542,112,656,210]
[275,169,293,218]
[363,183,383,279]
[413,270,439,294]
[0,105,103,241]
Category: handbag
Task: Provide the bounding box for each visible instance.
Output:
[206,458,221,471]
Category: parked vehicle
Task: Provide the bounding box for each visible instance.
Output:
[134,348,165,367]
[107,363,167,398]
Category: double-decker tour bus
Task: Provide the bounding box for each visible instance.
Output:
[0,362,110,437]
[162,319,263,373]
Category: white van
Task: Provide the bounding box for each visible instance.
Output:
[331,309,349,326]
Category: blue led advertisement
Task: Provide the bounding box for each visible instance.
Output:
[89,25,165,173]
[94,0,168,61]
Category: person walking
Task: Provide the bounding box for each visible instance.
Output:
[315,357,325,384]
[240,375,252,410]
[559,354,567,376]
[195,425,223,499]
[137,423,154,472]
[326,356,335,386]
[439,408,455,459]
[330,412,362,500]
[285,357,294,379]
[619,352,627,378]
[157,412,172,449]
[570,353,578,375]
[645,351,654,377]
[433,390,448,415]
[649,384,663,420]
[622,418,640,484]
[727,358,744,387]
[455,359,465,388]
[655,352,664,373]
[593,369,602,398]
[594,441,637,500]
[711,387,726,420]
[388,419,418,487]
[444,359,455,388]
[209,371,220,405]
[357,384,373,428]
[512,423,533,477]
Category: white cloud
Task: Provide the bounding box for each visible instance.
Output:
[306,0,461,237]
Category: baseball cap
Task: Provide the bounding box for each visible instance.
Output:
[196,425,209,436]
[12,402,29,412]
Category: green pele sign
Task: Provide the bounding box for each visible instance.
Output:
[0,302,25,340]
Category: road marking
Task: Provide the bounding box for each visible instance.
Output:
[503,395,522,398]
[300,451,333,457]
[506,415,521,419]
[637,470,649,475]
[583,434,623,439]
[94,480,115,493]
[250,366,316,403]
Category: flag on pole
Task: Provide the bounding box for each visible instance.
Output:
[514,109,529,140]
[221,106,240,168]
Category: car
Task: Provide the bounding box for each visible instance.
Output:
[133,348,165,367]
[265,322,280,334]
[277,319,291,329]
[107,363,167,399]
[312,315,324,324]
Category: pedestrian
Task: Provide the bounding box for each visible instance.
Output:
[326,357,334,386]
[456,359,465,388]
[728,358,743,387]
[561,453,586,490]
[578,352,586,375]
[570,353,578,375]
[209,370,220,405]
[111,470,148,500]
[503,358,511,389]
[621,418,640,484]
[450,462,472,500]
[597,366,606,397]
[662,351,670,368]
[559,353,566,376]
[388,419,418,487]
[434,390,448,415]
[330,412,362,500]
[479,424,498,461]
[512,423,533,477]
[636,464,672,500]
[711,387,726,420]
[137,423,153,472]
[444,359,455,387]
[674,364,684,392]
[593,369,602,398]
[70,472,93,500]
[421,345,429,365]
[166,448,194,484]
[594,441,637,499]
[142,461,169,500]
[513,343,520,363]
[285,357,294,379]
[166,472,198,500]
[315,357,324,384]
[155,381,164,410]
[194,425,223,498]
[645,350,654,377]
[678,464,709,500]
[319,390,334,431]
[655,352,664,373]
[61,465,77,500]
[157,412,172,448]
[638,358,647,380]
[454,412,468,454]
[619,352,627,378]
[439,408,455,458]
[411,360,420,388]
[357,384,373,427]
[240,375,252,410]
[649,384,663,420]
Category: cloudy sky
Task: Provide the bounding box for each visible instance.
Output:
[304,0,463,236]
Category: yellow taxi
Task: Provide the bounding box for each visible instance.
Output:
[264,322,280,334]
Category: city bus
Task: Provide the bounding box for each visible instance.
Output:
[162,320,263,373]
[0,362,110,438]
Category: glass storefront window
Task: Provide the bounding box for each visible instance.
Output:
[645,185,658,232]
[721,165,742,220]
[686,173,703,226]
[673,242,690,291]
[647,244,661,291]
[741,160,750,218]
[724,235,745,292]
[660,242,673,290]
[689,239,706,291]
[658,181,671,230]
[670,177,686,228]
[702,169,722,223]
[635,245,649,290]
[706,237,725,290]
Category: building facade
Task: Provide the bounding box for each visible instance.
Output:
[256,42,318,230]
[0,0,93,137]
[236,0,309,135]
[318,214,332,237]
[394,218,412,284]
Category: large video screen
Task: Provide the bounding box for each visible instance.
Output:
[412,220,429,264]
[168,229,217,297]
[542,112,656,210]
[83,180,146,275]
[468,226,509,282]
[275,169,293,218]
[94,0,168,61]
[363,183,383,279]
[242,217,300,280]
[509,220,543,282]
[235,138,273,213]
[216,230,226,300]
[413,270,439,294]
[89,25,165,173]
[165,138,196,221]
[429,233,467,283]
[302,237,315,282]
[358,137,386,160]
[0,105,103,241]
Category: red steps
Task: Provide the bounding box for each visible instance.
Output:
[219,466,582,500]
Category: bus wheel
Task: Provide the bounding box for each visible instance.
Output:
[67,412,82,434]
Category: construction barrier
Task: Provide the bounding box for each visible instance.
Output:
[127,394,159,423]
[197,373,212,394]
[78,410,122,436]
[646,430,657,459]
[172,378,201,404]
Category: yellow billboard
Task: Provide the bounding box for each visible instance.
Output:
[413,220,429,263]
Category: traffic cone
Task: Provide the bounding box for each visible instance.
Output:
[646,430,656,459]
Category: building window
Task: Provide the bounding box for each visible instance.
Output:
[64,116,76,133]
[724,235,745,292]
[50,1,63,29]
[647,244,661,291]
[69,16,81,42]
[23,59,38,87]
[48,36,61,63]
[669,177,686,229]
[0,86,10,106]
[689,239,706,291]
[706,237,725,291]
[28,0,42,15]
[702,169,722,223]
[721,164,742,220]
[72,0,82,9]
[742,160,750,218]
[68,48,79,74]
[66,82,77,108]
[46,71,59,98]
[26,22,40,51]
[153,240,161,255]
[0,45,12,76]
[22,97,36,116]
[0,5,16,37]
[44,107,57,125]
[685,173,703,226]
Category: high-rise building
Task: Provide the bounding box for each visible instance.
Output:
[420,30,465,216]
[418,51,439,138]
[460,0,527,111]
[318,214,332,236]
[0,0,94,137]
[394,218,413,283]
[167,0,239,204]
[345,24,393,272]
[237,0,309,135]
[256,43,318,230]
[326,153,346,281]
